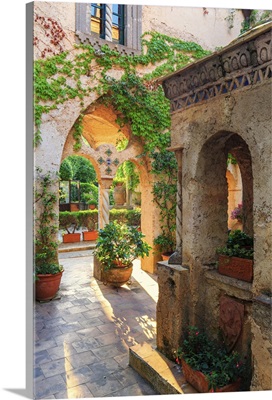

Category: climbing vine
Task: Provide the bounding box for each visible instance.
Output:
[33,16,211,249]
[33,19,210,149]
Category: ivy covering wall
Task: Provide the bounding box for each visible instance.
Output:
[34,16,211,246]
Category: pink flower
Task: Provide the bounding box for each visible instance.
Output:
[196,332,199,336]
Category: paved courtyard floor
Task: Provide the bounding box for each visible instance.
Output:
[34,248,159,399]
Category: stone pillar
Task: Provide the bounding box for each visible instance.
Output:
[156,262,190,359]
[168,147,183,265]
[105,4,112,42]
[99,177,112,229]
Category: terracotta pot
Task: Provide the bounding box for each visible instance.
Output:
[35,271,63,301]
[88,204,96,210]
[218,254,253,282]
[113,183,126,206]
[70,203,79,211]
[162,252,172,261]
[63,233,81,243]
[181,359,241,393]
[102,264,133,287]
[83,231,98,241]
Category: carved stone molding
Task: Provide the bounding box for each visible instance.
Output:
[162,27,272,113]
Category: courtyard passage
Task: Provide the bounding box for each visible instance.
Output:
[34,246,158,399]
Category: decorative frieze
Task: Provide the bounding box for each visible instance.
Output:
[162,27,272,113]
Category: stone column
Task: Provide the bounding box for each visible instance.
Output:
[156,262,190,359]
[168,146,183,265]
[105,4,112,42]
[99,177,112,229]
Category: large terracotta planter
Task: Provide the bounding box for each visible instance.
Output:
[83,230,98,241]
[102,264,133,287]
[181,359,241,393]
[35,271,63,301]
[218,254,253,282]
[63,233,81,243]
[113,183,126,206]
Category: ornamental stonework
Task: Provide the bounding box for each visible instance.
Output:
[162,27,272,113]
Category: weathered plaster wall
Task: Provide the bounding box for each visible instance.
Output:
[34,1,76,60]
[171,83,271,291]
[142,6,244,51]
[168,82,271,390]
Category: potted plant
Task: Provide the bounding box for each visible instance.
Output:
[59,211,81,243]
[175,326,246,393]
[87,199,98,210]
[216,230,254,282]
[153,231,176,260]
[93,221,151,286]
[35,168,64,301]
[78,210,99,241]
[81,193,98,209]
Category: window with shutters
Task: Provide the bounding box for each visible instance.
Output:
[76,3,142,52]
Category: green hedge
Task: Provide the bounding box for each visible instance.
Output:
[59,208,141,230]
[109,208,141,227]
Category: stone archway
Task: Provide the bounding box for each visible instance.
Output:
[61,101,160,273]
[192,131,253,266]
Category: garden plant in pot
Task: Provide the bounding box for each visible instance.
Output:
[78,210,98,241]
[153,231,176,261]
[175,326,247,393]
[93,221,151,287]
[35,168,63,301]
[59,211,81,243]
[216,229,254,282]
[81,192,98,209]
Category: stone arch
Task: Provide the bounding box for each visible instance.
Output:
[60,99,159,272]
[192,131,253,265]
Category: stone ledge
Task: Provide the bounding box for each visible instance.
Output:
[204,269,252,301]
[129,342,197,395]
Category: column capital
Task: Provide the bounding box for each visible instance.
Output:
[101,176,113,190]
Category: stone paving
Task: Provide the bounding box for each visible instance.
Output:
[34,247,159,399]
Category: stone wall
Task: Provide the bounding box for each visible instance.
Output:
[158,24,272,390]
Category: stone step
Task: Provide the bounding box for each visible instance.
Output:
[129,342,197,395]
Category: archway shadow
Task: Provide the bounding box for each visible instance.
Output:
[89,259,158,351]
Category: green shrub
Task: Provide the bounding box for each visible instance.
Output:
[59,209,139,231]
[109,208,141,227]
[59,211,79,233]
[77,210,98,231]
